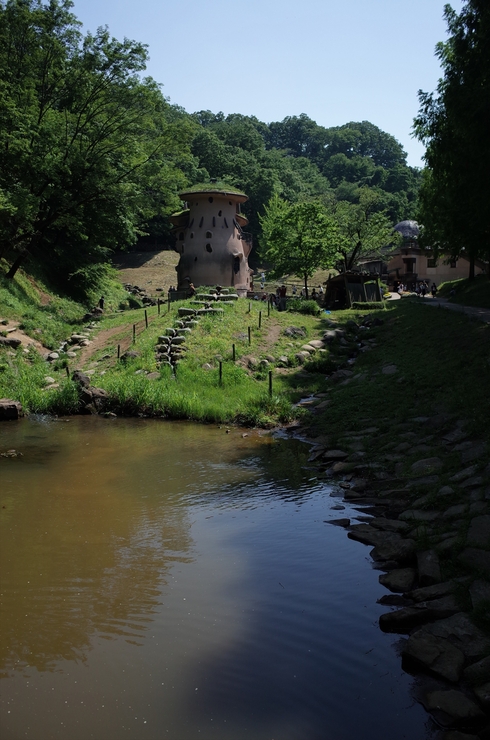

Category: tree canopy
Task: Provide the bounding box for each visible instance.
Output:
[331,189,400,272]
[259,197,339,296]
[413,0,490,277]
[0,0,194,296]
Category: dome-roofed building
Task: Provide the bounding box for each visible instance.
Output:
[387,219,485,287]
[393,220,420,241]
[169,186,253,296]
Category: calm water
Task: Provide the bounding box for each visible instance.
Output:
[0,417,433,740]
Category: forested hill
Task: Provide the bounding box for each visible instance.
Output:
[189,113,421,240]
[0,0,420,301]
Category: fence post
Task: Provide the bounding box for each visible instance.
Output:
[269,370,273,397]
[144,309,148,328]
[248,326,251,345]
[219,361,223,386]
[117,344,120,359]
[157,298,161,315]
[133,324,136,343]
[259,310,262,329]
[65,366,70,378]
[232,343,236,361]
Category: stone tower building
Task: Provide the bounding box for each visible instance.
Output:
[170,188,253,296]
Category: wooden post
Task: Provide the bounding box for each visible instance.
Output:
[157,298,161,315]
[133,324,136,343]
[361,276,368,303]
[219,361,223,385]
[248,326,251,345]
[343,273,352,308]
[269,370,273,397]
[168,295,171,313]
[144,309,148,328]
[117,344,120,359]
[65,366,70,378]
[248,301,251,313]
[259,310,262,329]
[232,343,236,361]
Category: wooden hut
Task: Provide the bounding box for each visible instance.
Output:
[324,273,383,309]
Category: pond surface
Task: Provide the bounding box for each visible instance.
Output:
[0,417,433,740]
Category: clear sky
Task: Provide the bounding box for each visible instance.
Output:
[71,0,463,168]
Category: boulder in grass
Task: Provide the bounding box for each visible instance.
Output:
[72,370,91,388]
[120,351,140,362]
[0,336,22,349]
[0,399,23,420]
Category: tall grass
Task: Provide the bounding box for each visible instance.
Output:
[0,349,79,414]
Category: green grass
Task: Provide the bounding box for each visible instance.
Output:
[438,274,490,309]
[0,260,130,349]
[87,297,328,425]
[5,267,489,433]
[307,298,490,442]
[0,348,80,414]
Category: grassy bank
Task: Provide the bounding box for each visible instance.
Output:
[2,265,490,432]
[69,297,330,425]
[306,296,490,441]
[438,274,490,309]
[0,260,130,348]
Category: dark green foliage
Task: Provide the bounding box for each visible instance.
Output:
[414,0,490,277]
[188,112,420,251]
[0,0,194,296]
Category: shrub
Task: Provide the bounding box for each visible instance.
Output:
[287,299,321,316]
[351,301,385,310]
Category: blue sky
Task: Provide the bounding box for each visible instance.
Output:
[71,0,463,168]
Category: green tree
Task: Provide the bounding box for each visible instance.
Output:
[413,0,490,278]
[259,197,339,297]
[331,189,400,271]
[0,0,193,295]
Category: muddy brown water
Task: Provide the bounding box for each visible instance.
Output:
[0,417,434,739]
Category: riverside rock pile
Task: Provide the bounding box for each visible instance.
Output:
[71,370,110,414]
[123,283,157,306]
[42,321,99,363]
[291,316,490,737]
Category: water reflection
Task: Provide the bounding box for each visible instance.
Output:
[0,417,434,740]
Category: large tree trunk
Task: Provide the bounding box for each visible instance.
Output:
[6,250,27,279]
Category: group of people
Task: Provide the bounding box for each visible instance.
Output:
[291,284,323,299]
[416,281,438,298]
[393,280,438,298]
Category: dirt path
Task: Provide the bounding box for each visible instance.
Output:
[77,311,165,367]
[0,321,46,352]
